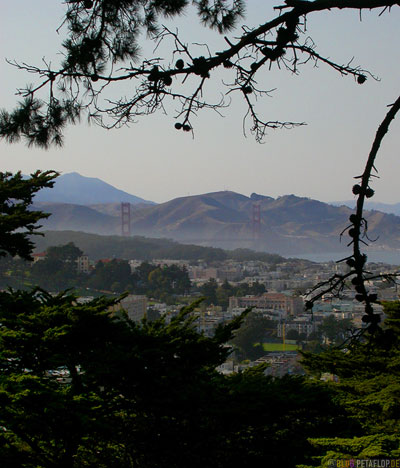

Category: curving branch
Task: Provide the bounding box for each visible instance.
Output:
[306,94,400,332]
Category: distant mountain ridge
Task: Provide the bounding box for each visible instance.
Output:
[33,189,400,256]
[34,172,154,205]
[33,202,117,235]
[330,200,400,216]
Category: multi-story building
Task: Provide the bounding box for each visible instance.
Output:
[189,267,218,280]
[76,255,90,274]
[277,318,317,338]
[112,295,148,322]
[228,292,303,316]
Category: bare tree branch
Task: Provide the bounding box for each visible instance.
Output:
[306,94,400,333]
[1,0,397,147]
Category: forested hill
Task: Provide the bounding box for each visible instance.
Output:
[33,231,293,264]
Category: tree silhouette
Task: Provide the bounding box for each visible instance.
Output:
[301,301,400,464]
[0,0,398,147]
[0,171,58,260]
[306,97,400,331]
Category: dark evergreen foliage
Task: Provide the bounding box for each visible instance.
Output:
[46,242,83,262]
[0,171,58,260]
[301,301,400,466]
[230,311,275,360]
[0,98,80,149]
[0,289,345,467]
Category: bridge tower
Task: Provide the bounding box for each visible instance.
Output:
[121,202,131,236]
[252,202,261,240]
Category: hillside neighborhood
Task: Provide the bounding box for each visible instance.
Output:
[10,240,396,377]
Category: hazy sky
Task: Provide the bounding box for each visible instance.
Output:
[1,1,399,204]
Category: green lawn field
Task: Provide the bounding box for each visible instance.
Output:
[262,343,299,351]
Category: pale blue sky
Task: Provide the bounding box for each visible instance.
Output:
[0,1,399,204]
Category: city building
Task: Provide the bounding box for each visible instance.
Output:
[277,318,317,338]
[32,252,47,263]
[112,295,148,322]
[228,292,303,316]
[76,255,90,274]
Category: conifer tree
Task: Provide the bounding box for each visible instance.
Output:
[0,171,57,260]
[301,301,400,467]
